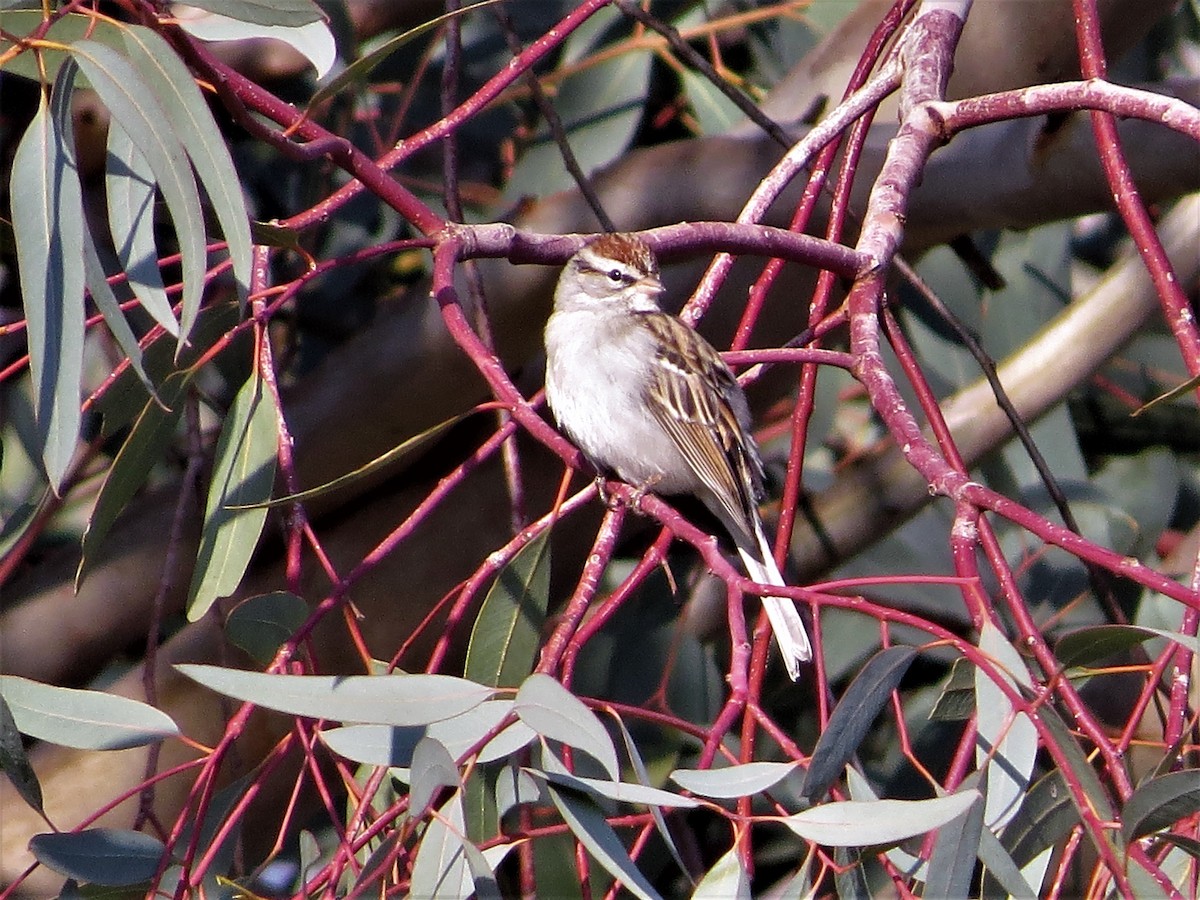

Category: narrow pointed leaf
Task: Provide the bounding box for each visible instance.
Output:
[1122,770,1200,844]
[120,26,252,304]
[177,665,494,725]
[187,372,278,620]
[12,76,84,489]
[978,828,1038,899]
[929,656,976,721]
[546,782,662,900]
[515,674,618,779]
[29,829,166,886]
[779,791,981,847]
[409,792,469,900]
[0,676,178,750]
[985,769,1078,897]
[614,714,691,881]
[0,12,125,83]
[78,372,189,589]
[105,121,177,336]
[693,845,750,899]
[70,40,206,343]
[177,13,335,78]
[923,788,984,899]
[410,737,463,821]
[82,224,155,394]
[181,0,324,27]
[0,694,43,815]
[466,530,550,688]
[535,752,698,809]
[306,0,503,108]
[672,761,799,799]
[975,623,1037,829]
[803,645,916,799]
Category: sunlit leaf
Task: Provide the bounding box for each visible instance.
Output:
[105,122,177,336]
[70,40,206,344]
[975,623,1037,829]
[177,11,335,78]
[187,372,278,620]
[409,792,469,900]
[119,25,252,306]
[177,665,494,726]
[11,72,85,489]
[0,676,179,750]
[692,844,750,899]
[779,790,981,847]
[515,674,618,779]
[466,531,550,688]
[671,761,798,800]
[181,0,324,27]
[546,782,662,900]
[410,737,462,821]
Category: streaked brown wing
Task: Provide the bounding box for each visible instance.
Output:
[640,313,761,541]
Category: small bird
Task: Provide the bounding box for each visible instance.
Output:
[543,233,812,679]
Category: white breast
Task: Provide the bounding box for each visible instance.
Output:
[544,309,696,493]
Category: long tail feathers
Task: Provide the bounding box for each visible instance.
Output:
[735,536,813,681]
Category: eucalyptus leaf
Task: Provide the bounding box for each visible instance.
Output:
[515,674,619,779]
[671,761,798,800]
[546,782,662,900]
[225,591,310,665]
[177,665,494,725]
[0,694,43,815]
[119,25,252,305]
[181,0,324,27]
[779,790,981,848]
[975,623,1037,829]
[105,122,177,336]
[11,72,84,489]
[803,645,917,799]
[410,737,462,821]
[187,372,278,620]
[0,676,179,750]
[692,845,750,899]
[29,829,166,886]
[1122,770,1200,844]
[177,12,335,78]
[466,530,550,688]
[70,40,206,344]
[77,373,190,589]
[409,791,469,900]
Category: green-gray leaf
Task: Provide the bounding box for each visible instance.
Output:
[515,674,619,779]
[780,791,981,847]
[466,530,550,688]
[29,829,166,886]
[0,676,179,750]
[187,372,278,620]
[177,665,494,726]
[70,39,206,343]
[119,26,252,306]
[12,74,85,489]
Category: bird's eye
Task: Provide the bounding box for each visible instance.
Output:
[607,269,625,283]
